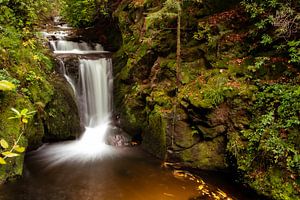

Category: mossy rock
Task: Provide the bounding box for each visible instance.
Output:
[197,124,227,139]
[180,60,205,84]
[143,105,168,159]
[116,92,147,136]
[179,136,227,170]
[43,76,81,141]
[0,153,24,184]
[173,120,199,149]
[26,77,54,104]
[248,167,300,200]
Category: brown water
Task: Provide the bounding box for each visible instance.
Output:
[0,146,263,200]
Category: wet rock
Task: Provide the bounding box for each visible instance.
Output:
[207,103,230,126]
[173,120,199,148]
[105,127,132,147]
[43,75,81,141]
[197,124,226,139]
[142,106,168,159]
[177,136,227,170]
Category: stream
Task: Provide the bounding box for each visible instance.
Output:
[0,19,264,200]
[0,146,264,200]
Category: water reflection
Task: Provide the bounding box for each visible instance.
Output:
[0,147,201,200]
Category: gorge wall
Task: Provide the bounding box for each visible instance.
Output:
[111,0,300,199]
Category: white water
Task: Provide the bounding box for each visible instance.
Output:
[35,28,115,165]
[52,40,104,51]
[79,59,112,127]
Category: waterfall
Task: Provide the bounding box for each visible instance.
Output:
[79,59,112,127]
[35,27,115,166]
[54,40,104,51]
[50,35,112,128]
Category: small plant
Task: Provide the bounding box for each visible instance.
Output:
[241,0,299,64]
[235,84,300,173]
[0,80,16,91]
[0,108,36,165]
[288,40,300,64]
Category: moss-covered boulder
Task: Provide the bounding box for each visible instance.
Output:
[43,75,81,142]
[179,136,227,170]
[143,106,168,159]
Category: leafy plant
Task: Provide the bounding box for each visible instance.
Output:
[0,80,16,91]
[9,108,36,124]
[0,69,20,86]
[59,0,110,27]
[236,84,300,173]
[287,40,300,64]
[0,108,36,165]
[241,0,300,63]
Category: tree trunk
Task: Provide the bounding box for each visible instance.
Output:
[176,0,181,87]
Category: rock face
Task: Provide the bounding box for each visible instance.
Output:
[112,0,240,170]
[0,61,80,183]
[43,75,81,142]
[111,0,300,199]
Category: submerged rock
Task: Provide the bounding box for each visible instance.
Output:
[105,126,132,147]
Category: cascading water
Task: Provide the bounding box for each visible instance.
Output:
[51,40,104,52]
[34,28,115,166]
[79,59,112,127]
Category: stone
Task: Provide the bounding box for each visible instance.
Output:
[43,75,81,141]
[142,106,168,159]
[178,136,227,170]
[173,120,199,149]
[197,124,226,139]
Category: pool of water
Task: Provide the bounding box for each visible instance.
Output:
[0,146,262,200]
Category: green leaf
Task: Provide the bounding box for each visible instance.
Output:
[10,108,20,115]
[2,152,19,157]
[0,139,9,149]
[27,111,36,115]
[0,80,15,91]
[14,146,25,153]
[8,116,18,120]
[0,157,6,165]
[20,109,28,115]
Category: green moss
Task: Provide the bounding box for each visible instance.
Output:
[181,136,227,170]
[0,93,32,183]
[118,41,151,80]
[249,168,300,200]
[180,61,203,84]
[43,76,80,141]
[143,105,168,159]
[179,71,233,109]
[147,89,173,109]
[27,78,54,103]
[117,90,147,135]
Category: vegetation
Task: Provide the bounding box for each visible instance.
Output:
[241,0,300,64]
[59,0,111,27]
[0,108,35,165]
[110,0,299,199]
[0,0,67,182]
[0,0,299,199]
[241,84,300,174]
